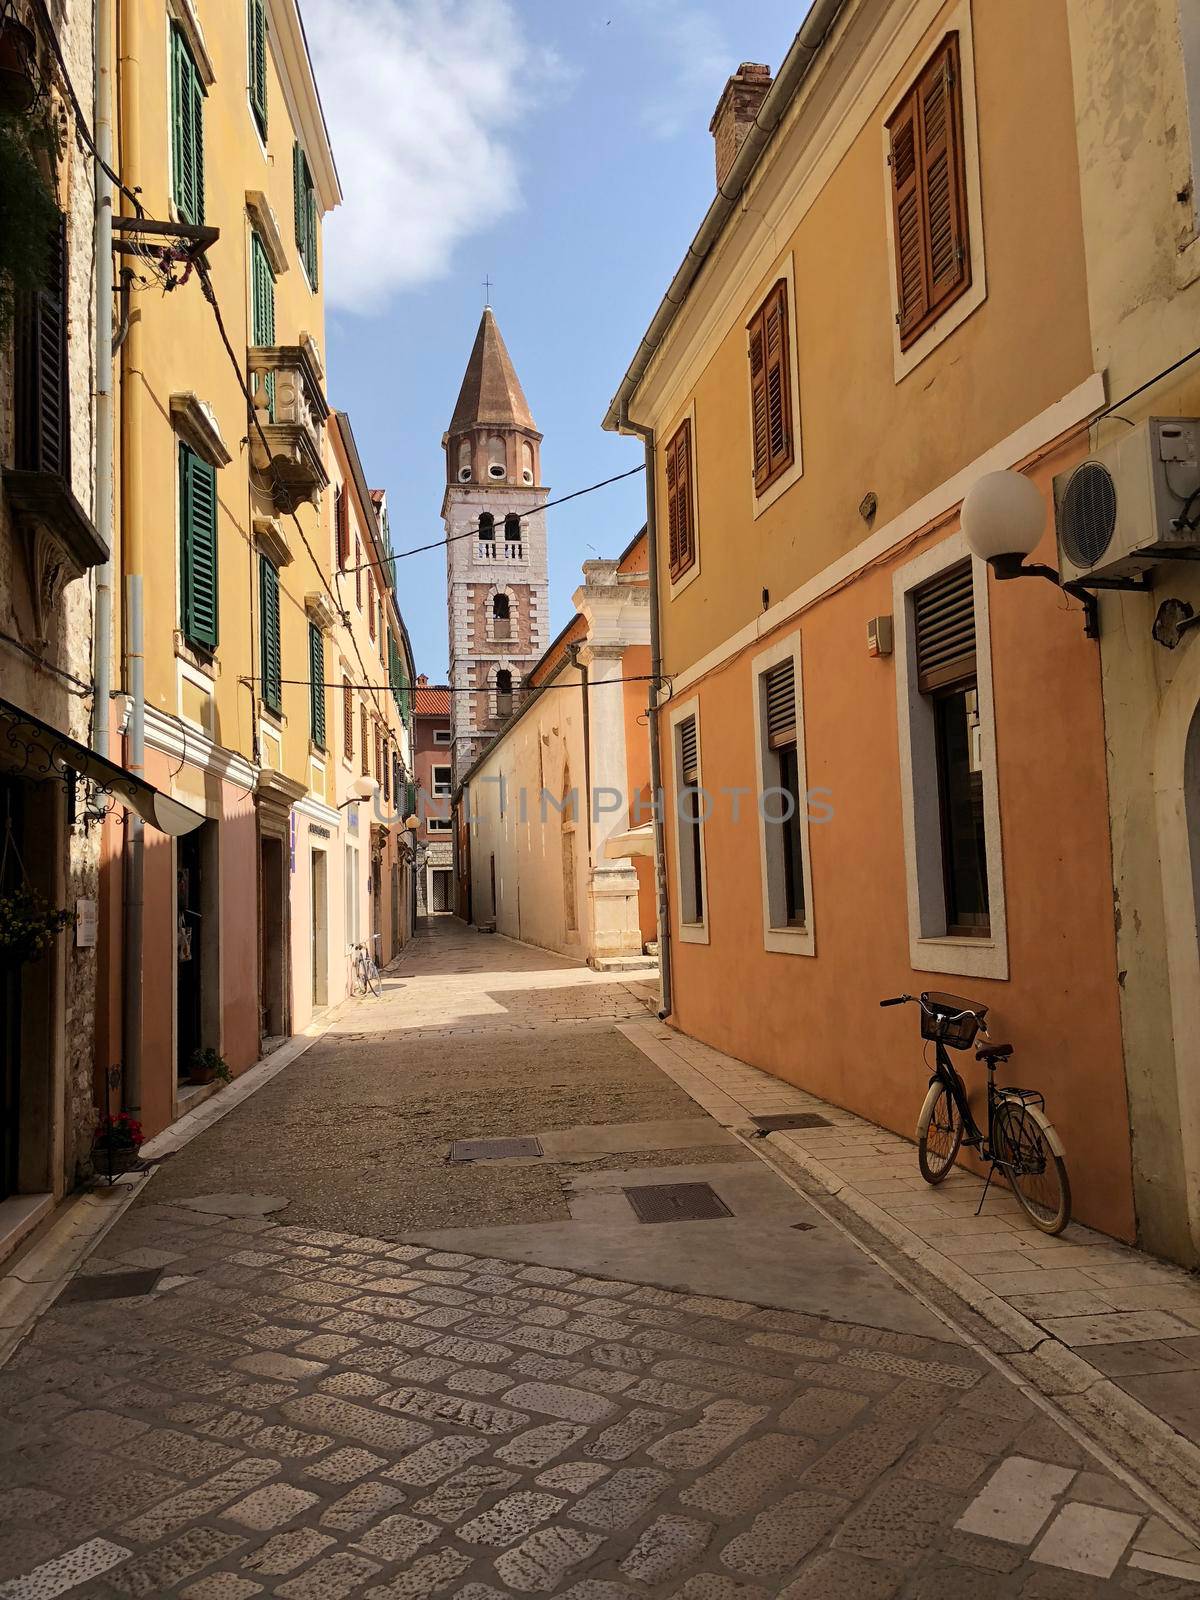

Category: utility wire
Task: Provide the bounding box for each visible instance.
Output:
[242,674,665,693]
[338,465,647,576]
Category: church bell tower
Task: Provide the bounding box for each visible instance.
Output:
[442,308,550,776]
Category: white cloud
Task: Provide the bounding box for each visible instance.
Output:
[304,0,561,313]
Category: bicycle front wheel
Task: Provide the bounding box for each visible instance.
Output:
[993,1102,1071,1234]
[366,963,382,998]
[918,1083,964,1184]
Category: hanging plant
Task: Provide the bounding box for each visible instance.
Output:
[0,99,59,338]
[0,884,73,964]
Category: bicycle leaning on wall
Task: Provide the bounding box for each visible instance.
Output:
[880,991,1071,1235]
[350,934,382,998]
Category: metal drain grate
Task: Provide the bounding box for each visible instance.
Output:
[58,1267,163,1303]
[624,1182,733,1223]
[449,1136,543,1163]
[751,1113,833,1132]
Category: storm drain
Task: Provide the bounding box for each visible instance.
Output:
[623,1182,733,1223]
[751,1113,833,1132]
[449,1136,543,1163]
[58,1267,163,1304]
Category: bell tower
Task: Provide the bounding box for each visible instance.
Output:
[442,308,550,776]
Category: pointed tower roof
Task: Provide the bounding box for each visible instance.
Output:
[448,307,537,435]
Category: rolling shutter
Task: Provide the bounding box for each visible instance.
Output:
[180,445,219,651]
[248,0,268,137]
[666,418,695,580]
[309,623,326,749]
[888,34,968,351]
[764,658,797,749]
[14,214,68,477]
[914,561,975,693]
[679,716,699,784]
[171,26,204,225]
[747,281,793,492]
[259,556,282,714]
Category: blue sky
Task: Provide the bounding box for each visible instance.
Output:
[307,0,806,680]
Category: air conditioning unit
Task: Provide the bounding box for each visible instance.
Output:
[1053,417,1200,584]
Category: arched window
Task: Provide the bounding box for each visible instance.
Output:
[522,440,534,485]
[487,436,506,479]
[478,512,494,551]
[504,513,521,551]
[457,438,472,482]
[492,592,511,640]
[496,669,513,717]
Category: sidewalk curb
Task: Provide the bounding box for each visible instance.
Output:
[0,999,351,1371]
[767,1125,1200,1532]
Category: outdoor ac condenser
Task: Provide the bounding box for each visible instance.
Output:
[1053,416,1200,585]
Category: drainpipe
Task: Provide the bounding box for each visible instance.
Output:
[568,643,593,863]
[619,409,671,1020]
[92,0,113,758]
[118,0,145,1119]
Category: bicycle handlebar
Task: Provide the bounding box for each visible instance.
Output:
[879,993,985,1024]
[879,995,909,1007]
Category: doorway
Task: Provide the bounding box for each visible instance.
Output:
[311,849,328,1010]
[259,833,287,1040]
[432,869,452,912]
[176,827,203,1078]
[0,776,24,1200]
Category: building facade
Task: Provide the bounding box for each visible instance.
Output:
[412,678,454,915]
[605,0,1137,1244]
[443,308,550,777]
[459,532,656,968]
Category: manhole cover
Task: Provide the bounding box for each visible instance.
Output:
[449,1136,543,1163]
[624,1182,733,1223]
[751,1113,833,1132]
[58,1267,163,1304]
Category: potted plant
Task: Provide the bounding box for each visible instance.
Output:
[93,1110,144,1177]
[0,884,72,966]
[188,1046,231,1087]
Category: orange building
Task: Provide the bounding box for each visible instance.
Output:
[604,0,1134,1240]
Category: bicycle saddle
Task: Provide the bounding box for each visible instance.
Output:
[976,1042,1013,1062]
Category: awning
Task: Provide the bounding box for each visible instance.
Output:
[0,697,205,836]
[604,821,656,860]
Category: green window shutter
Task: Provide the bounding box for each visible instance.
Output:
[180,444,219,651]
[248,0,267,138]
[259,555,282,714]
[171,27,204,225]
[293,141,307,256]
[309,622,326,748]
[251,231,276,416]
[305,182,318,287]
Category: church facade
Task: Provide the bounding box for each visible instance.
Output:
[441,309,550,777]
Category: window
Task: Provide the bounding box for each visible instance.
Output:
[250,231,275,416]
[336,487,349,569]
[382,736,390,805]
[496,669,513,718]
[434,728,452,746]
[259,555,281,714]
[180,443,219,652]
[432,764,451,797]
[887,34,969,351]
[747,280,793,493]
[360,706,369,776]
[895,536,1006,978]
[345,845,359,944]
[355,538,361,608]
[309,623,325,749]
[503,513,521,551]
[674,711,706,932]
[753,637,815,954]
[342,675,353,761]
[665,417,696,581]
[247,0,267,138]
[913,562,988,935]
[478,512,495,546]
[293,141,318,286]
[14,214,68,478]
[427,815,453,833]
[374,723,382,784]
[492,593,511,641]
[171,24,205,224]
[367,571,376,640]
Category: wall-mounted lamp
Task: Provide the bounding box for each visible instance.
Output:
[337,774,378,811]
[961,470,1099,640]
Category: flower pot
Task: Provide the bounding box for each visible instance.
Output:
[0,20,37,114]
[188,1063,216,1085]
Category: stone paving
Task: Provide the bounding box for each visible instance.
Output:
[1,1203,1197,1599]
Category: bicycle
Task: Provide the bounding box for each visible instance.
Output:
[880,991,1071,1235]
[350,936,382,998]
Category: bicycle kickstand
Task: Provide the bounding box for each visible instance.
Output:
[975,1163,995,1218]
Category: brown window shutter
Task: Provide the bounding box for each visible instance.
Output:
[914,561,976,692]
[361,706,369,775]
[764,658,797,749]
[367,572,376,640]
[747,303,770,484]
[336,488,349,569]
[665,432,681,573]
[666,418,695,581]
[748,281,793,493]
[355,539,362,607]
[343,677,353,759]
[679,716,699,783]
[15,215,69,477]
[889,34,969,352]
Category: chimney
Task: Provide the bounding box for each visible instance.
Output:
[709,62,772,189]
[417,673,429,686]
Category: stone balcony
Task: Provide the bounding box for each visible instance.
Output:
[248,344,330,513]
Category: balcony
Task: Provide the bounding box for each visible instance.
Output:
[248,344,330,513]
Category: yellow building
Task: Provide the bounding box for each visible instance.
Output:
[604,0,1136,1244]
[95,0,412,1139]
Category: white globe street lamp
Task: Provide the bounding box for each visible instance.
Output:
[960,468,1098,638]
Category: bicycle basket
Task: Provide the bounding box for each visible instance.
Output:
[920,991,987,1049]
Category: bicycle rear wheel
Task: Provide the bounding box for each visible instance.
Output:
[918,1083,964,1184]
[366,961,382,998]
[993,1102,1071,1234]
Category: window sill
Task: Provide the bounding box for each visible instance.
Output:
[677,920,709,946]
[259,702,285,727]
[911,934,1008,982]
[175,635,218,678]
[764,922,815,957]
[309,740,326,759]
[669,557,701,601]
[751,454,803,521]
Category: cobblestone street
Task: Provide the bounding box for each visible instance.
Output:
[1,921,1198,1599]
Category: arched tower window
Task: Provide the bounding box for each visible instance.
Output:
[457,438,472,482]
[478,512,495,552]
[487,436,506,480]
[492,593,511,641]
[522,440,534,486]
[496,669,513,718]
[504,514,522,552]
